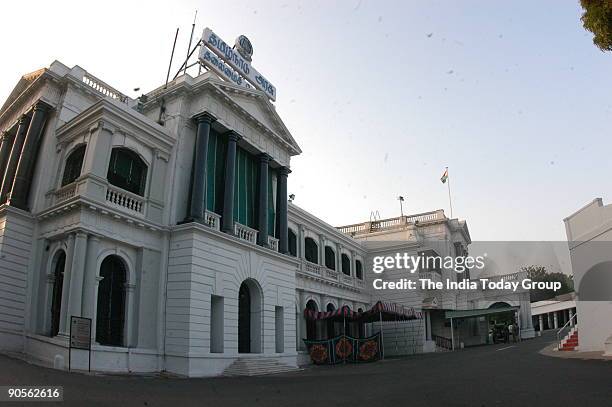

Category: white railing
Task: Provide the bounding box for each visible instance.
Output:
[105,185,144,214]
[485,271,528,283]
[418,271,442,284]
[337,210,446,236]
[54,183,77,204]
[267,235,279,252]
[303,261,321,276]
[325,268,339,281]
[204,210,221,231]
[406,210,445,223]
[82,74,129,104]
[341,274,353,286]
[234,222,258,245]
[557,313,578,350]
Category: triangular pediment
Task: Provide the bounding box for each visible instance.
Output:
[0,68,45,115]
[212,81,302,155]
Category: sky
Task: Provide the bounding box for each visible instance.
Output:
[1,0,611,241]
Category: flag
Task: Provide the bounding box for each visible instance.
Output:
[440,168,448,184]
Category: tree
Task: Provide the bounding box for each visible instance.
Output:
[580,0,612,52]
[521,265,574,302]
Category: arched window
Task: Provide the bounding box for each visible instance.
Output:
[325,246,336,270]
[304,237,318,264]
[288,229,297,257]
[356,260,363,280]
[341,253,351,276]
[305,300,318,340]
[107,148,147,196]
[61,145,86,186]
[96,255,127,346]
[50,250,66,337]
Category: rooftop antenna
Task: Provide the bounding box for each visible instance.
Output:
[165,27,180,89]
[159,27,179,125]
[184,10,198,76]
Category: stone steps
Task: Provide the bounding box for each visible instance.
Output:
[222,357,302,377]
[559,327,579,351]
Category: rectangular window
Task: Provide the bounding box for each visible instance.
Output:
[210,295,224,353]
[275,306,284,353]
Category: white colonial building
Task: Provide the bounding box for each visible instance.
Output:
[564,198,612,355]
[0,56,533,376]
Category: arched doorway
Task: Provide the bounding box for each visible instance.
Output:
[50,250,66,337]
[305,300,318,340]
[238,279,263,353]
[579,261,612,301]
[96,255,127,346]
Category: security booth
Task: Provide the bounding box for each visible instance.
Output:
[445,306,521,349]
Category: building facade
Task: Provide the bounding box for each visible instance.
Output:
[0,60,532,376]
[564,198,612,355]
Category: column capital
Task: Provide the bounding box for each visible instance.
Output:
[18,114,29,125]
[75,230,88,239]
[224,130,242,143]
[258,153,271,163]
[278,166,291,176]
[33,101,50,113]
[194,112,216,124]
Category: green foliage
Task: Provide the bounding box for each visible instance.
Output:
[580,0,612,51]
[521,265,574,302]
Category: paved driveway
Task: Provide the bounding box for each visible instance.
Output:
[1,332,611,407]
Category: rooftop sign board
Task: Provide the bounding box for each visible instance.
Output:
[199,27,277,101]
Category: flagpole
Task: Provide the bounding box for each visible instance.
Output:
[446,167,453,218]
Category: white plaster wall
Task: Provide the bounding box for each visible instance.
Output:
[165,225,299,376]
[0,209,35,351]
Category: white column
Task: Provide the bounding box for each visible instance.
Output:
[569,308,574,327]
[58,234,75,336]
[336,243,342,274]
[547,313,552,330]
[553,312,559,329]
[319,235,325,266]
[298,226,305,259]
[82,236,100,321]
[92,275,104,343]
[539,315,544,332]
[125,283,136,347]
[67,232,88,320]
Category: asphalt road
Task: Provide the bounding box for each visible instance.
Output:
[1,332,611,407]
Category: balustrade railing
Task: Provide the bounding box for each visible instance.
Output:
[325,268,339,280]
[204,210,221,231]
[105,185,144,214]
[54,183,77,204]
[82,73,129,104]
[303,261,321,276]
[418,270,442,284]
[356,279,366,289]
[267,236,279,252]
[341,274,353,286]
[337,210,445,236]
[234,222,258,245]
